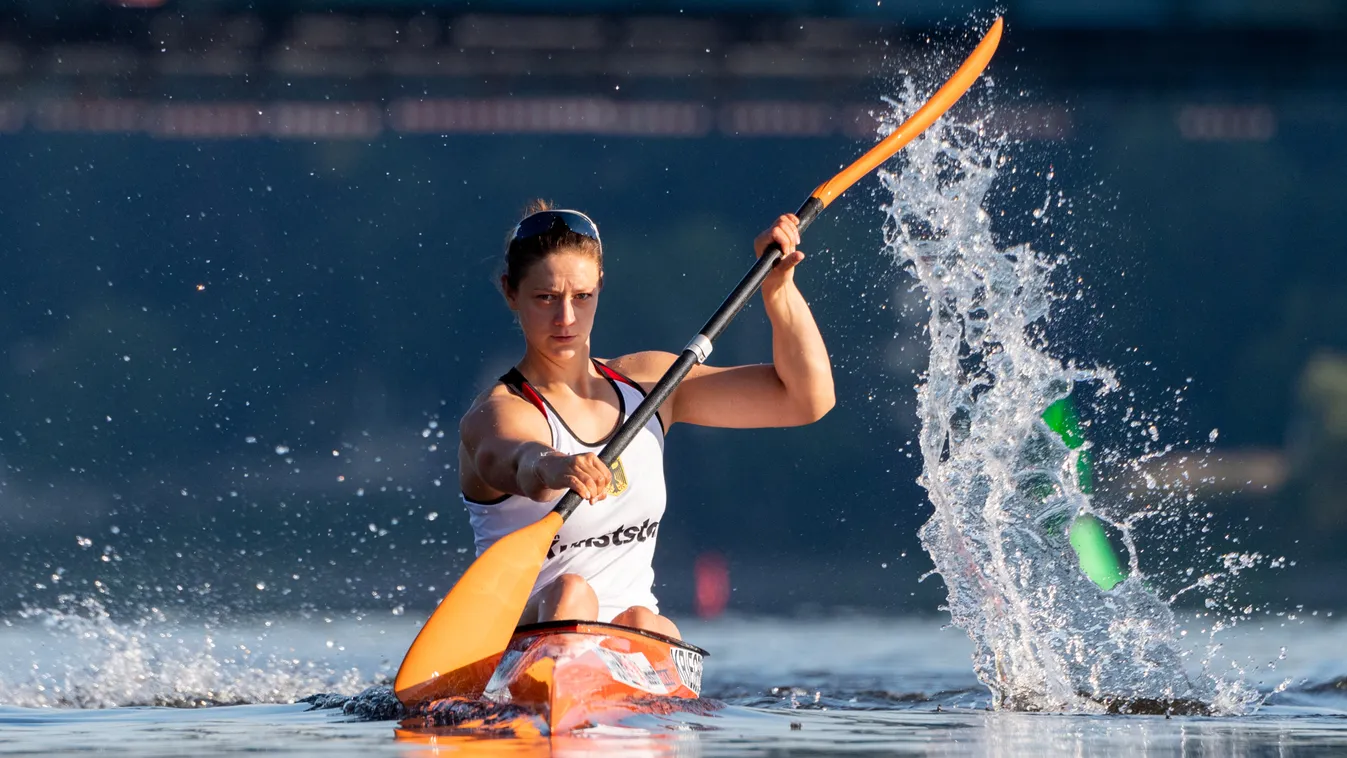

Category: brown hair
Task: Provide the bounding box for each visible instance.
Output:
[501,199,604,294]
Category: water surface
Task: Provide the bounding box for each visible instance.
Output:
[2,612,1344,755]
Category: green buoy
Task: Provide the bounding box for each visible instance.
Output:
[1042,397,1126,591]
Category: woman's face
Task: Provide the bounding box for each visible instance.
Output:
[505,249,602,360]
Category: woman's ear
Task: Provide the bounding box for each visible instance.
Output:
[500,274,517,309]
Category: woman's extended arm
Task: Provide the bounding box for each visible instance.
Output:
[460,392,613,502]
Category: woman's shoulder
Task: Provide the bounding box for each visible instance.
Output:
[602,351,679,387]
[460,382,547,436]
[470,381,518,407]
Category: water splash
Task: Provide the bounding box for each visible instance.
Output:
[876,82,1257,713]
[0,596,378,708]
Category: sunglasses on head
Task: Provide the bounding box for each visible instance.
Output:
[511,210,601,244]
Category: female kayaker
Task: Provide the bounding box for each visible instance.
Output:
[458,201,834,639]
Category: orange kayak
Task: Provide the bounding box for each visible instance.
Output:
[400,620,711,736]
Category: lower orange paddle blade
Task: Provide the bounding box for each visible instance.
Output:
[394,511,564,707]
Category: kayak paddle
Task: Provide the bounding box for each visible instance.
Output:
[394,16,1004,707]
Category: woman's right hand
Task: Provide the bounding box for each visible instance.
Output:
[533,451,613,503]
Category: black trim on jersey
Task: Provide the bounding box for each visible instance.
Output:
[594,360,666,434]
[499,362,626,448]
[462,491,510,506]
[500,368,547,416]
[542,373,625,447]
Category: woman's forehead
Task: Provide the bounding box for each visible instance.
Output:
[522,250,601,285]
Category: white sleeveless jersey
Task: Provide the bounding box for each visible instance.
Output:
[462,360,667,623]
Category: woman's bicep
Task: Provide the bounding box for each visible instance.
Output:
[608,351,817,429]
[670,363,810,429]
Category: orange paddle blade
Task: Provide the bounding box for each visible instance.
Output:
[810,17,1003,209]
[394,511,564,707]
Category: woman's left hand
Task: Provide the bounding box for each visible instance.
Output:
[753,214,804,299]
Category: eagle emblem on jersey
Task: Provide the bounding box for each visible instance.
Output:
[607,457,629,496]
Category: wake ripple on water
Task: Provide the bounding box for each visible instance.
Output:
[715,683,988,713]
[875,81,1259,714]
[303,686,405,720]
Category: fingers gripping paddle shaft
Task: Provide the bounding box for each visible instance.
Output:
[394,17,1004,708]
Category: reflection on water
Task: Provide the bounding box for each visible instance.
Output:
[395,725,704,758]
[393,706,1347,757]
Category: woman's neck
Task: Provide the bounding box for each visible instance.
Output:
[516,346,600,397]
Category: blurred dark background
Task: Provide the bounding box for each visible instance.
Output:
[1,0,1345,619]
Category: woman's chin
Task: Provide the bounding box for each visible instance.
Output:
[545,339,584,357]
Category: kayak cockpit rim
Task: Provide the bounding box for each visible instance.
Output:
[512,619,709,657]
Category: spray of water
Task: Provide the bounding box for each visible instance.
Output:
[0,597,378,708]
[875,78,1259,713]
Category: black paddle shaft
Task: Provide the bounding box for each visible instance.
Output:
[552,196,825,520]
